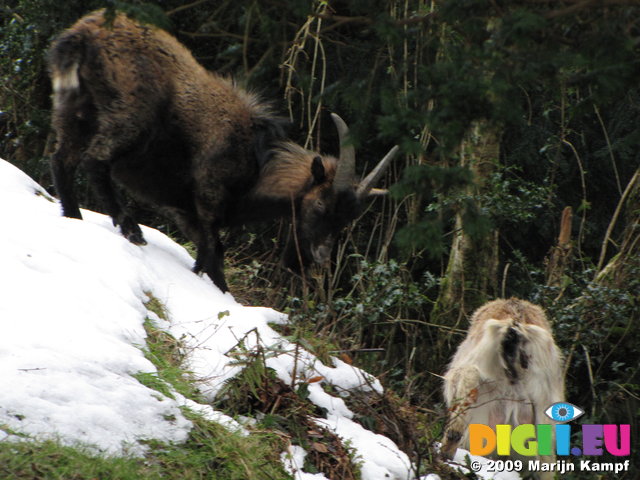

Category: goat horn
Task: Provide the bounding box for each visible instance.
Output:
[356,145,399,198]
[331,113,356,191]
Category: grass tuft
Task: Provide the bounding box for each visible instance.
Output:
[141,294,202,401]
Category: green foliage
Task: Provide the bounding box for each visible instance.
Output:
[216,334,286,415]
[392,164,476,256]
[336,258,433,324]
[394,216,445,259]
[482,166,554,226]
[537,268,640,423]
[278,257,436,395]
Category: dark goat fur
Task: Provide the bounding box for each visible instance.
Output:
[48,11,380,292]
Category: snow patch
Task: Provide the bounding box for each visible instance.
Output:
[282,445,329,480]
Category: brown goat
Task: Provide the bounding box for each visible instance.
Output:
[48,10,397,292]
[441,298,564,478]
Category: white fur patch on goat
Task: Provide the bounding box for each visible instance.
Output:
[52,63,80,92]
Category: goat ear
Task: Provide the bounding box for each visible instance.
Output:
[311,156,326,185]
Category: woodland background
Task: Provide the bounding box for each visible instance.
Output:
[1,0,639,477]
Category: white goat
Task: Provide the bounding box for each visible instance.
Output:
[441,298,564,478]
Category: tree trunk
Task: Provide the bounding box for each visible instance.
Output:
[431,120,501,332]
[545,206,574,292]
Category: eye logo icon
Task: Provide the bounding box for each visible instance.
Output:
[545,402,585,423]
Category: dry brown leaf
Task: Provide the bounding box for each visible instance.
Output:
[339,353,353,365]
[312,441,329,453]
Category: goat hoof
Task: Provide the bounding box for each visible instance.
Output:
[123,229,146,245]
[63,208,83,220]
[117,217,146,245]
[130,235,147,246]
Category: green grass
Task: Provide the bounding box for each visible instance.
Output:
[137,314,202,401]
[0,413,290,480]
[0,440,148,480]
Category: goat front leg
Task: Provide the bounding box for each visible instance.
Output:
[441,365,483,459]
[193,185,230,292]
[83,160,146,245]
[78,105,152,244]
[51,142,82,219]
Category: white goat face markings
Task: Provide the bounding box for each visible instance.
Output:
[545,402,585,423]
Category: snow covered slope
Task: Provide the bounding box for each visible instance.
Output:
[0,159,413,478]
[0,159,519,480]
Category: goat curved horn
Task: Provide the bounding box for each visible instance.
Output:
[356,145,399,198]
[331,113,356,191]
